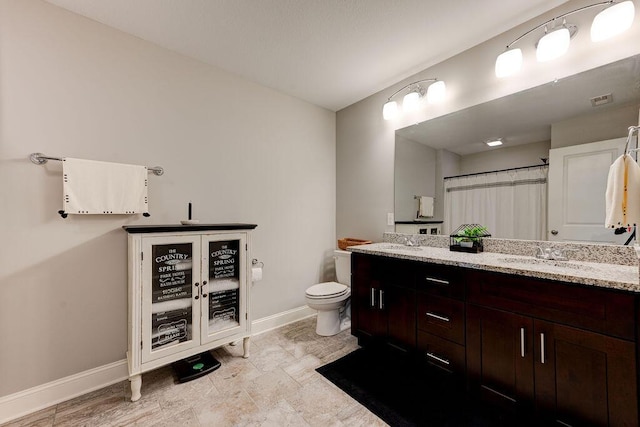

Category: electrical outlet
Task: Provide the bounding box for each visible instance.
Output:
[387,212,394,226]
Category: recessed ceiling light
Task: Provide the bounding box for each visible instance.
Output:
[486,139,503,147]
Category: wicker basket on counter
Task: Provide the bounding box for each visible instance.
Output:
[338,237,373,250]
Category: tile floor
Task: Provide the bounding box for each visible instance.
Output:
[3,317,388,427]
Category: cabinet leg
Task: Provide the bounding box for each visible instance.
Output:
[243,337,250,358]
[129,374,142,402]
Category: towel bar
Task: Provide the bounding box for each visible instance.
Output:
[29,152,164,176]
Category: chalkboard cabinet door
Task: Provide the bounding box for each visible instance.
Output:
[141,235,202,364]
[139,233,248,364]
[200,233,247,346]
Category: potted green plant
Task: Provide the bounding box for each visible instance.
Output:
[456,225,487,247]
[450,224,490,253]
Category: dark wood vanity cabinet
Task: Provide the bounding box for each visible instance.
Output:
[351,253,416,352]
[467,270,638,426]
[351,252,640,426]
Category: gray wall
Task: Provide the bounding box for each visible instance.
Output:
[551,103,640,148]
[0,0,335,397]
[337,0,640,243]
[394,136,437,221]
[459,140,551,175]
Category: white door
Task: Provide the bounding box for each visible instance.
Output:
[548,138,627,243]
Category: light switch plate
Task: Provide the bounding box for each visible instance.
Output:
[387,212,394,226]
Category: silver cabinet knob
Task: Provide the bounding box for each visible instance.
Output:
[550,230,559,235]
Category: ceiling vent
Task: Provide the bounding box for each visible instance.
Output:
[590,93,613,107]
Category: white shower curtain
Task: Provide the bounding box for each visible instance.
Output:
[443,166,547,240]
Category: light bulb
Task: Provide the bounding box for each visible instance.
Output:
[591,0,635,42]
[403,91,421,112]
[536,27,570,62]
[495,48,522,78]
[382,100,398,120]
[426,81,446,104]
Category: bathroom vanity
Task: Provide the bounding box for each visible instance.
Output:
[350,242,640,426]
[123,224,256,401]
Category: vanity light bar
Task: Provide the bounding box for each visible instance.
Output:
[495,0,636,78]
[382,78,446,120]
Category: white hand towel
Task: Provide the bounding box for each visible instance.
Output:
[63,157,148,215]
[418,196,434,217]
[605,154,640,228]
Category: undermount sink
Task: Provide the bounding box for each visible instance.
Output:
[498,257,592,271]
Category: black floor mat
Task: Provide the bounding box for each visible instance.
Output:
[316,347,532,427]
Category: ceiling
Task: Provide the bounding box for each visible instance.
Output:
[44,0,569,112]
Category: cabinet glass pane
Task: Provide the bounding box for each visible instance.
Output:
[151,243,194,350]
[208,240,240,333]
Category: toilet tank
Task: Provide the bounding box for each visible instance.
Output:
[334,249,351,286]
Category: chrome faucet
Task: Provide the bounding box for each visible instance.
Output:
[535,246,552,259]
[404,236,417,246]
[535,245,578,261]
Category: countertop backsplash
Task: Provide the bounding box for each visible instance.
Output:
[384,232,638,266]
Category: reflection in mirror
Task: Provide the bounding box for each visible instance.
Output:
[394,54,640,244]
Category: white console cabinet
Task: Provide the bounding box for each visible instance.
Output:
[123,224,256,401]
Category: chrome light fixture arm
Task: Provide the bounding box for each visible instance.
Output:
[385,78,438,102]
[504,0,614,49]
[382,78,445,120]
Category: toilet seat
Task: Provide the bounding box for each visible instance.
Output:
[305,282,348,299]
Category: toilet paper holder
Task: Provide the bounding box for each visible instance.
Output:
[252,259,264,268]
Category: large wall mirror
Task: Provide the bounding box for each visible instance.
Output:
[394,54,640,244]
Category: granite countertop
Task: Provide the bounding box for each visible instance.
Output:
[348,243,640,293]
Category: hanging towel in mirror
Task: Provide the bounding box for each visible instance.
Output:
[605,154,640,228]
[418,196,434,217]
[62,157,148,215]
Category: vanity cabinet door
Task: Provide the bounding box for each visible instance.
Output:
[534,320,638,426]
[351,254,387,342]
[384,282,416,352]
[351,254,416,351]
[466,304,535,412]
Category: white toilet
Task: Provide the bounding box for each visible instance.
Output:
[305,249,351,336]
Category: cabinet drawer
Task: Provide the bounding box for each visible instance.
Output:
[417,293,465,345]
[467,270,636,340]
[417,331,465,374]
[415,263,465,299]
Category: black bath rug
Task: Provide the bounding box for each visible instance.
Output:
[316,347,530,427]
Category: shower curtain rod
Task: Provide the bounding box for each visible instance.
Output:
[443,163,548,180]
[29,152,164,176]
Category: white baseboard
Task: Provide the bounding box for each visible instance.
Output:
[251,305,316,335]
[0,359,129,425]
[0,306,315,424]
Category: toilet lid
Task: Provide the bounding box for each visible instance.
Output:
[306,282,348,298]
